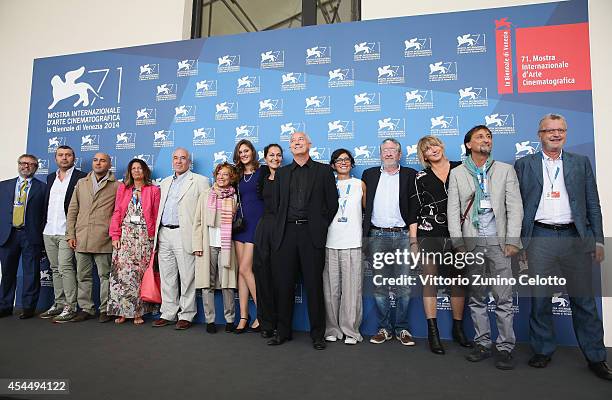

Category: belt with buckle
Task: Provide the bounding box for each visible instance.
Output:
[371,226,407,232]
[162,224,180,229]
[287,219,309,225]
[12,226,25,231]
[534,221,575,231]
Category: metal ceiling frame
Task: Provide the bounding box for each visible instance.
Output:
[191,0,360,38]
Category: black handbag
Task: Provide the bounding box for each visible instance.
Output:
[232,188,246,234]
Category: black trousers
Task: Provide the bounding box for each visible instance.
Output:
[0,228,42,312]
[272,223,325,341]
[253,217,277,332]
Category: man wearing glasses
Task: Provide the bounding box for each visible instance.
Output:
[362,138,419,347]
[0,154,46,319]
[514,113,611,380]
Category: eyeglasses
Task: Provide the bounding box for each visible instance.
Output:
[18,161,37,167]
[538,128,567,134]
[334,157,351,164]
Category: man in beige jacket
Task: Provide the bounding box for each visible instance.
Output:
[66,152,119,323]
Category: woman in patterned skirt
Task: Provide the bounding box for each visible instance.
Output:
[108,159,160,325]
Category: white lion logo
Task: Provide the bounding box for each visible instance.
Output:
[485,114,504,127]
[196,81,209,91]
[305,96,321,108]
[136,108,150,120]
[405,90,423,103]
[429,62,447,74]
[354,146,372,159]
[406,145,417,157]
[156,84,171,95]
[282,73,298,84]
[457,34,476,47]
[177,60,193,71]
[377,118,396,131]
[459,87,477,100]
[377,65,396,78]
[174,106,189,117]
[404,38,422,50]
[328,120,345,133]
[214,151,229,163]
[354,93,372,105]
[48,66,103,110]
[328,69,346,81]
[139,64,153,75]
[309,147,322,160]
[260,51,277,63]
[306,47,322,58]
[81,135,95,146]
[259,99,275,111]
[430,116,450,129]
[552,294,570,307]
[116,133,129,144]
[215,102,230,114]
[193,128,208,139]
[153,130,167,142]
[354,42,371,54]
[515,141,536,155]
[218,55,232,67]
[237,76,254,88]
[48,137,60,148]
[235,125,250,137]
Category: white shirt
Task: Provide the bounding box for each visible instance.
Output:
[326,177,363,249]
[371,167,405,228]
[43,167,74,236]
[208,226,221,247]
[534,151,573,224]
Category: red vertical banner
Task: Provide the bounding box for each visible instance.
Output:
[495,18,513,94]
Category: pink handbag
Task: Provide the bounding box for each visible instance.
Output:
[140,251,161,303]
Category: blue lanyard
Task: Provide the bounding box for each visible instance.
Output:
[336,180,352,217]
[542,153,561,192]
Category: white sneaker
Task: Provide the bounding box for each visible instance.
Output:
[396,330,416,346]
[344,337,358,345]
[52,306,77,323]
[370,328,392,344]
[325,335,338,342]
[40,305,62,319]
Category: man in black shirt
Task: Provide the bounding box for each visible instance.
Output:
[270,132,338,349]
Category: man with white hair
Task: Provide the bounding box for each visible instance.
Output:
[153,148,209,330]
[268,132,338,350]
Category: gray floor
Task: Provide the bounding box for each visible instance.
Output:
[0,315,610,400]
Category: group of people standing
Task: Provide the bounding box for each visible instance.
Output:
[0,113,610,380]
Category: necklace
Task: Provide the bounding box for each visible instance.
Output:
[243,172,253,183]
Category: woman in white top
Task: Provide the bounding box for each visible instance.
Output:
[324,149,366,345]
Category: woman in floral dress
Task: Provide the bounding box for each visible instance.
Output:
[108,159,160,325]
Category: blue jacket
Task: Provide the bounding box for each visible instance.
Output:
[0,177,47,247]
[514,151,603,251]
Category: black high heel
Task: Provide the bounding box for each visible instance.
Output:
[427,318,445,355]
[452,319,473,348]
[234,317,249,334]
[249,319,261,333]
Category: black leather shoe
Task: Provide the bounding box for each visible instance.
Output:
[528,354,552,368]
[0,309,13,318]
[313,339,327,350]
[495,350,515,370]
[261,330,274,339]
[427,318,445,355]
[452,319,473,348]
[225,323,235,333]
[19,309,35,319]
[466,344,492,362]
[588,361,612,380]
[267,335,287,346]
[206,323,217,334]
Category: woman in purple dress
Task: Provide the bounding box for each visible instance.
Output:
[232,139,265,333]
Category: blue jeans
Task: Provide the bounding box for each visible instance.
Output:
[367,229,412,336]
[527,225,606,362]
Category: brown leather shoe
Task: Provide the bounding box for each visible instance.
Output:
[98,312,114,323]
[175,320,192,330]
[152,318,172,327]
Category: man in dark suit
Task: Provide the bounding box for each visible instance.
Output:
[362,138,419,346]
[514,113,611,380]
[40,145,87,322]
[0,154,47,319]
[269,132,338,349]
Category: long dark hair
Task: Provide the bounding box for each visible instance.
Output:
[124,158,152,187]
[232,139,260,178]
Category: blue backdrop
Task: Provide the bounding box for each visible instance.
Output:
[23,0,598,344]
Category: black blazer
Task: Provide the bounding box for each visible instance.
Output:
[273,159,338,249]
[361,166,418,233]
[43,168,87,222]
[0,177,46,247]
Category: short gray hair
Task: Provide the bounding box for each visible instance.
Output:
[538,113,567,131]
[290,131,311,143]
[379,138,401,152]
[173,147,192,160]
